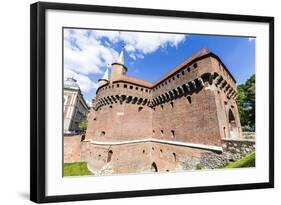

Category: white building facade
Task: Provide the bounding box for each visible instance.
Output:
[64,77,89,134]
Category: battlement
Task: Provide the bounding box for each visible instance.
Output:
[94,49,238,111]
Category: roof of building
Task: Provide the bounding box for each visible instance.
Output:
[64,77,79,89]
[98,48,236,92]
[153,48,210,85]
[99,68,110,81]
[112,48,211,88]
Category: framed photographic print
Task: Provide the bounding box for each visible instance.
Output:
[30,2,274,203]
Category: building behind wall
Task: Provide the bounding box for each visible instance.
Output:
[82,48,246,175]
[64,77,89,134]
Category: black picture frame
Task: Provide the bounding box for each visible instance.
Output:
[30,1,274,203]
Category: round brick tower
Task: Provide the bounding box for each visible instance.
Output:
[111,47,127,81]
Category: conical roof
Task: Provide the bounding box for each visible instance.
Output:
[116,48,124,65]
[100,68,110,81]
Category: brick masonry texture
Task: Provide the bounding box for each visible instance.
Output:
[64,135,82,163]
[64,49,254,175]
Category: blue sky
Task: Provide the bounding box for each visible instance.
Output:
[64,29,255,104]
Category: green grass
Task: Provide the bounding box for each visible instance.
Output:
[225,152,255,168]
[64,162,93,176]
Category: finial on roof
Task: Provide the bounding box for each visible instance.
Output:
[116,45,125,65]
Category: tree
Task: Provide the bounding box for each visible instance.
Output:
[236,74,255,131]
[79,119,88,133]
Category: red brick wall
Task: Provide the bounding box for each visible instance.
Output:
[81,141,209,174]
[64,135,82,163]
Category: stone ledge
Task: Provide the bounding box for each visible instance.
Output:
[221,138,255,143]
[88,138,223,152]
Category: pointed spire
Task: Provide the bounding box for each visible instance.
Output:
[116,45,125,65]
[101,68,110,81]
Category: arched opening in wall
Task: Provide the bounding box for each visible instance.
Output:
[138,106,143,112]
[172,152,177,162]
[193,63,198,68]
[100,131,106,137]
[186,96,192,104]
[109,105,112,109]
[160,130,164,136]
[170,102,174,108]
[228,109,239,138]
[107,150,113,163]
[151,162,158,172]
[171,130,175,138]
[80,134,85,141]
[143,149,145,154]
[160,105,164,110]
[93,118,97,121]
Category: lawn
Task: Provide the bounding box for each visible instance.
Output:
[225,151,255,168]
[64,162,93,176]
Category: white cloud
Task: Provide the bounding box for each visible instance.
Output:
[64,69,98,93]
[85,29,186,60]
[64,28,187,98]
[64,29,119,75]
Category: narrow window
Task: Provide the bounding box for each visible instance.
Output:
[161,105,164,110]
[186,96,192,104]
[93,118,97,121]
[170,102,174,108]
[124,84,127,88]
[100,131,106,137]
[160,130,164,136]
[109,105,112,108]
[142,150,145,154]
[172,153,177,162]
[140,88,143,91]
[107,150,113,162]
[138,107,143,112]
[182,71,185,75]
[171,130,175,138]
[193,63,198,68]
[177,74,180,78]
[136,87,139,90]
[117,84,119,87]
[130,85,133,89]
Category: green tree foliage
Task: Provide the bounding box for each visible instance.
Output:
[236,74,255,131]
[79,119,88,133]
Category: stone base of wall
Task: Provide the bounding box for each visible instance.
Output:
[64,135,82,163]
[81,140,214,175]
[63,137,256,174]
[222,138,255,162]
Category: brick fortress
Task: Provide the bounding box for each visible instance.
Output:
[80,48,249,174]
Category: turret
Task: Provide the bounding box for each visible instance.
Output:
[98,68,110,87]
[111,47,127,81]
